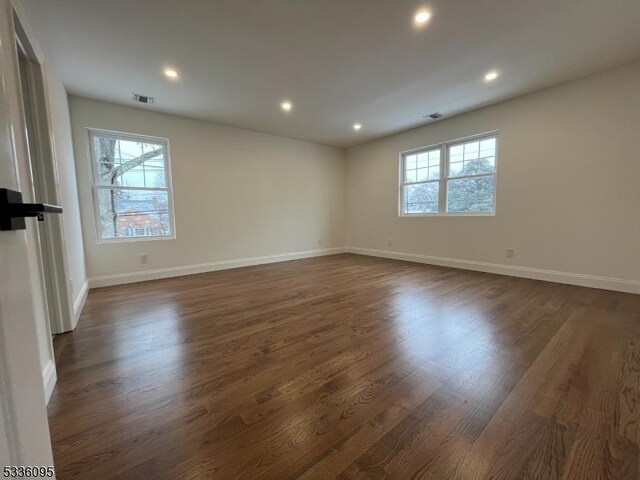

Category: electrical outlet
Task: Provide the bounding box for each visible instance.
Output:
[318,238,323,246]
[387,238,393,247]
[506,247,514,259]
[140,253,149,264]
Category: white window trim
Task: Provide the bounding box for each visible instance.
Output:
[86,128,177,243]
[398,130,499,217]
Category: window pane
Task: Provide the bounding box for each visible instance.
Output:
[480,138,496,157]
[92,135,166,188]
[97,188,172,239]
[406,149,439,184]
[416,168,429,182]
[448,137,497,178]
[417,152,429,170]
[450,145,463,157]
[463,141,479,160]
[404,182,439,213]
[461,157,495,176]
[449,161,463,177]
[415,149,439,169]
[446,175,495,213]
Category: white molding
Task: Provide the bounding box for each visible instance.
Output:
[89,247,346,288]
[42,360,56,405]
[346,247,640,295]
[87,245,640,294]
[71,281,89,328]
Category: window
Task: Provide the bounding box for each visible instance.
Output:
[88,129,175,241]
[123,227,158,237]
[400,133,497,215]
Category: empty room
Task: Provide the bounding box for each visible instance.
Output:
[1,0,640,478]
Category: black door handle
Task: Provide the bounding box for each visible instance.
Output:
[0,188,63,231]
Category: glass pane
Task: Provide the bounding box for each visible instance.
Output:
[449,161,463,177]
[97,188,172,239]
[405,167,417,183]
[416,168,429,182]
[448,137,497,178]
[92,135,166,188]
[404,182,439,213]
[461,157,495,176]
[450,145,463,157]
[408,149,439,171]
[463,141,479,160]
[428,166,440,180]
[446,175,495,213]
[417,152,429,170]
[480,138,496,158]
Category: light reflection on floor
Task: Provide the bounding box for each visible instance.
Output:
[388,284,504,394]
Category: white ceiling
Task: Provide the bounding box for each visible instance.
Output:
[30,0,640,147]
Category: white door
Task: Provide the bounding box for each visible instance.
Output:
[0,0,55,470]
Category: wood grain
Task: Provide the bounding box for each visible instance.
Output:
[48,254,640,479]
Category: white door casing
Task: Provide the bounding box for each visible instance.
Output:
[15,8,76,336]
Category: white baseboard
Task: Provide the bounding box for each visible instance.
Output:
[42,359,56,404]
[86,245,640,293]
[71,281,89,329]
[346,247,640,295]
[89,247,346,288]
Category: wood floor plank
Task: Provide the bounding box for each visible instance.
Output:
[48,254,640,479]
[617,339,640,443]
[515,419,576,480]
[296,374,439,480]
[337,386,467,480]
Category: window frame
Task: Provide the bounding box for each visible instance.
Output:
[86,128,177,243]
[398,131,498,217]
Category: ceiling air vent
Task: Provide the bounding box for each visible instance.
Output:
[425,112,443,119]
[131,93,157,104]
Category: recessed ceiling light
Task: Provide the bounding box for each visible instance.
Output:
[353,123,362,131]
[414,10,431,25]
[281,101,293,112]
[484,70,499,82]
[163,68,179,79]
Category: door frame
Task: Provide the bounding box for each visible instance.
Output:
[13,5,75,335]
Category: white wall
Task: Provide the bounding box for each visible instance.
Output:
[43,70,88,320]
[346,61,640,293]
[69,97,346,285]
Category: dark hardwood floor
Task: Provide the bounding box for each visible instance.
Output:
[48,253,640,479]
